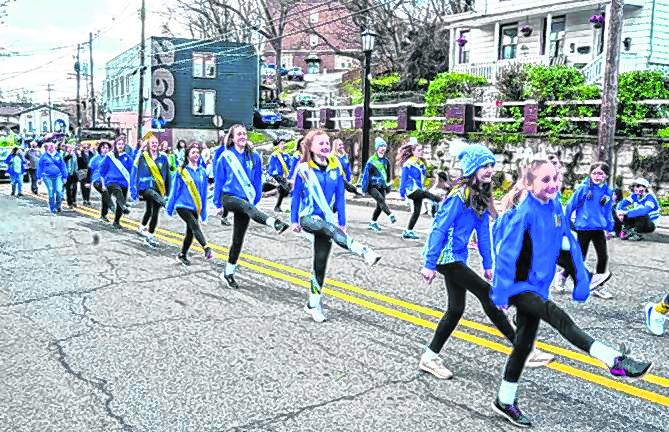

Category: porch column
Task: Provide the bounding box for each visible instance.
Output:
[449,27,456,71]
[493,22,500,83]
[602,4,612,59]
[544,13,552,64]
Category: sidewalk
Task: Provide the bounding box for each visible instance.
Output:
[344,191,669,229]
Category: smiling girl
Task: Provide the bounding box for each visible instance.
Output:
[398,137,441,240]
[291,129,381,323]
[418,143,518,380]
[213,124,289,289]
[99,136,134,229]
[131,132,171,248]
[564,161,615,299]
[491,159,652,428]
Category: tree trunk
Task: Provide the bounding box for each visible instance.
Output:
[272,41,283,96]
[597,0,624,170]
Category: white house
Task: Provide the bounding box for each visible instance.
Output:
[445,0,669,84]
[18,105,70,135]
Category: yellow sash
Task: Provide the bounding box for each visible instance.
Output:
[143,152,166,196]
[179,167,202,216]
[273,150,289,177]
[329,155,346,178]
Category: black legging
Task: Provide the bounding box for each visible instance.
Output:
[65,174,78,206]
[504,291,595,383]
[221,194,271,265]
[576,230,608,274]
[107,183,128,224]
[273,175,291,209]
[176,208,207,254]
[407,189,441,230]
[79,176,91,202]
[623,215,656,233]
[429,262,516,353]
[93,182,114,217]
[140,188,163,234]
[369,186,391,221]
[301,215,351,289]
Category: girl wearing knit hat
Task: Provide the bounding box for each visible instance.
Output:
[419,140,519,380]
[291,129,381,322]
[397,137,441,240]
[360,136,397,232]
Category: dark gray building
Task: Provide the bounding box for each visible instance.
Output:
[103,36,258,145]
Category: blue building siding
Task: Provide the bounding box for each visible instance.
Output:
[151,36,258,130]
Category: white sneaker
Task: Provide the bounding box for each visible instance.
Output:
[590,271,612,290]
[137,225,148,238]
[362,248,381,266]
[592,285,613,299]
[304,303,326,323]
[645,303,666,336]
[418,356,453,380]
[526,349,555,368]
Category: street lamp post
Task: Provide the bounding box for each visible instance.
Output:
[360,28,376,169]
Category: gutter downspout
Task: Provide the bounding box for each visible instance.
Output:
[648,0,657,65]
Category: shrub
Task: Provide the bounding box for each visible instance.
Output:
[617,71,669,136]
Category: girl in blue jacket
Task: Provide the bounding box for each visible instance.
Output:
[213,124,289,289]
[291,129,381,323]
[397,137,440,240]
[616,177,660,240]
[360,137,396,232]
[419,142,518,381]
[88,141,115,222]
[267,136,294,212]
[490,159,652,428]
[166,142,214,265]
[37,138,68,215]
[5,147,25,197]
[333,138,360,196]
[131,132,171,248]
[99,136,134,229]
[564,161,615,298]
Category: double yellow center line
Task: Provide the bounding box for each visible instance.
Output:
[24,193,669,407]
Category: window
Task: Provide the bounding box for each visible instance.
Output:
[28,121,33,132]
[42,121,48,132]
[193,53,216,78]
[309,12,319,24]
[541,16,566,58]
[192,89,216,115]
[459,30,470,64]
[334,55,354,70]
[597,14,606,55]
[106,81,111,99]
[120,77,125,96]
[499,23,518,60]
[309,34,318,48]
[126,76,131,95]
[282,54,294,68]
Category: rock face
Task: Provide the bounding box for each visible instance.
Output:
[427,137,668,192]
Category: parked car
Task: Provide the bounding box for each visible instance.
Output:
[287,67,305,81]
[0,146,12,180]
[253,106,283,129]
[292,94,315,108]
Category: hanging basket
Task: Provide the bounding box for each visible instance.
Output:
[590,15,604,29]
[456,36,468,47]
[520,25,533,37]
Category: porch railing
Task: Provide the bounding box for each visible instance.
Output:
[451,55,549,83]
[582,52,648,84]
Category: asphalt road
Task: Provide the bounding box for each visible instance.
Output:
[1,186,667,432]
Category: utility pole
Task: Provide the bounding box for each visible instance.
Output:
[46,84,53,132]
[75,44,82,140]
[597,0,624,172]
[89,32,96,128]
[136,0,147,143]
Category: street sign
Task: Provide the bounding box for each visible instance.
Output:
[212,115,224,128]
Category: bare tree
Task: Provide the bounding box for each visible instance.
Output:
[160,0,301,94]
[338,0,471,89]
[0,0,16,25]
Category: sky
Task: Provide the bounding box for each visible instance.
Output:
[0,0,180,104]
